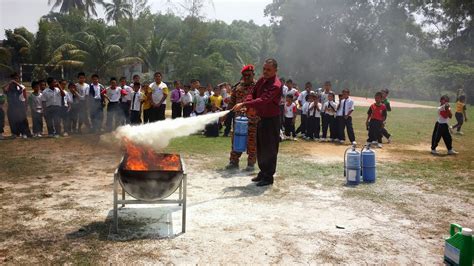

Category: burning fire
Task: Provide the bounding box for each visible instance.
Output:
[123,139,181,171]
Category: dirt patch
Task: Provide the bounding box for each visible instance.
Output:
[0,138,472,264]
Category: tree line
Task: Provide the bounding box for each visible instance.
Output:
[1,0,473,101]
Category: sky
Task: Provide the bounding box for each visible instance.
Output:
[0,0,273,38]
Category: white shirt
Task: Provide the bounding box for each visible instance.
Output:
[63,91,73,107]
[308,102,322,117]
[130,91,143,111]
[120,85,133,102]
[320,91,333,104]
[150,81,168,105]
[221,88,229,108]
[106,87,121,102]
[90,83,104,100]
[181,92,193,106]
[18,85,26,102]
[322,101,337,116]
[194,94,208,113]
[287,88,299,101]
[336,97,355,116]
[437,105,450,124]
[284,102,297,118]
[298,90,311,107]
[29,93,43,113]
[204,91,214,97]
[75,82,89,100]
[302,102,310,115]
[280,85,289,105]
[42,87,63,107]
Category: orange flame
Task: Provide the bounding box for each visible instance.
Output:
[122,139,181,171]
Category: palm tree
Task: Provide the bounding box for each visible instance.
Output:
[0,47,14,73]
[48,0,85,13]
[137,35,169,72]
[74,31,142,76]
[48,0,103,17]
[103,0,132,25]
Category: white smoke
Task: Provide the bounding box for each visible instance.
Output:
[114,111,230,150]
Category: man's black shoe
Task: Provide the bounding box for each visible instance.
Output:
[256,180,273,187]
[251,176,262,182]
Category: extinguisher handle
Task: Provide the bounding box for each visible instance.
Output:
[450,223,463,236]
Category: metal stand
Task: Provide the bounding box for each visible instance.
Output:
[113,169,187,234]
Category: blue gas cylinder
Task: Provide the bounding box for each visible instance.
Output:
[361,145,376,183]
[233,116,249,153]
[344,145,361,185]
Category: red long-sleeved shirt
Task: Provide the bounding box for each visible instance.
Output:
[244,75,282,118]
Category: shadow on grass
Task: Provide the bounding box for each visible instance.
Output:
[67,206,185,242]
[220,182,268,199]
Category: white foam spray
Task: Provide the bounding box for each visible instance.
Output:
[114,111,230,150]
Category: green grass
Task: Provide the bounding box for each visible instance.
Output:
[162,105,472,194]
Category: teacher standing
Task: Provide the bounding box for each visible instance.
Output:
[232,58,282,187]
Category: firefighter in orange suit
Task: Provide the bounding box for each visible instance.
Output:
[225,64,258,171]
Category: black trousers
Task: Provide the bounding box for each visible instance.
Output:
[182,105,193,118]
[130,110,142,125]
[257,116,280,182]
[0,108,4,134]
[150,104,166,122]
[327,115,337,140]
[336,116,355,142]
[70,103,79,133]
[120,102,130,124]
[322,113,337,139]
[224,111,234,136]
[90,100,103,132]
[452,112,464,132]
[32,112,43,134]
[284,117,296,137]
[7,105,30,136]
[431,122,452,150]
[279,105,285,129]
[45,106,62,135]
[106,102,120,131]
[171,102,182,119]
[367,119,383,143]
[205,122,219,137]
[379,126,391,142]
[295,114,307,135]
[77,100,90,131]
[61,107,72,134]
[143,108,152,123]
[307,116,321,139]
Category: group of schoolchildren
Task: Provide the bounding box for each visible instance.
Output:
[0,71,468,155]
[0,71,233,139]
[280,79,392,148]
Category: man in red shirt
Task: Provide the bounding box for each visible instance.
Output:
[233,58,282,186]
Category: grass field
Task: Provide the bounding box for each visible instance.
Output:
[0,104,472,264]
[165,105,473,189]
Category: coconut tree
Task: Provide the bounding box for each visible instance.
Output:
[103,0,132,25]
[48,0,103,17]
[73,31,142,76]
[0,47,14,73]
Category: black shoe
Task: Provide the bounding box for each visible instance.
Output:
[251,176,262,182]
[256,180,273,187]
